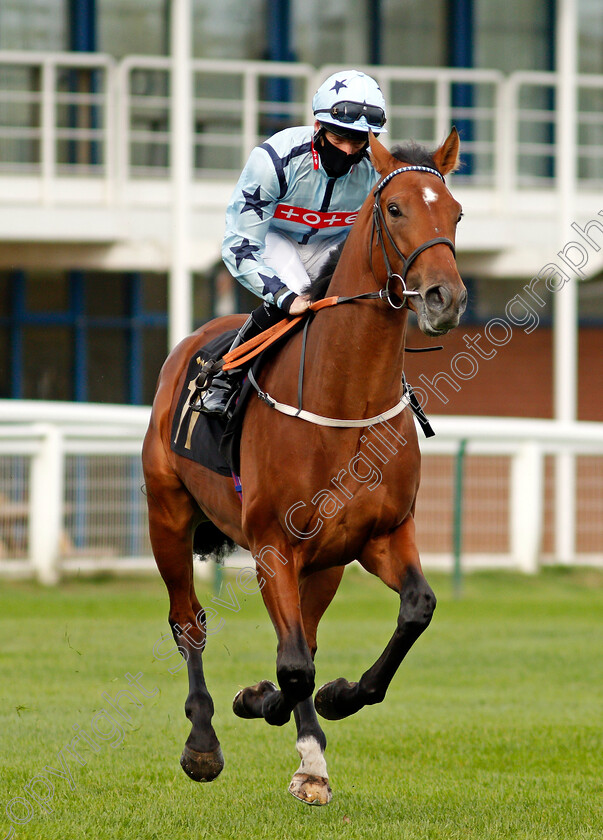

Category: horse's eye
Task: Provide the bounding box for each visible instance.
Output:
[387,204,401,218]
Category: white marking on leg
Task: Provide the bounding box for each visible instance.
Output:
[423,186,438,206]
[295,736,328,778]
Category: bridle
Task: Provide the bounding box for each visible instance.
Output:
[371,165,456,309]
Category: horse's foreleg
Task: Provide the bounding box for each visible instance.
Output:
[288,699,331,804]
[288,566,343,805]
[315,519,435,720]
[144,449,223,781]
[233,545,314,727]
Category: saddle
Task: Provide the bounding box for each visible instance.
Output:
[170,326,299,478]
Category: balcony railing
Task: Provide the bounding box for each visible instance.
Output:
[1,51,603,204]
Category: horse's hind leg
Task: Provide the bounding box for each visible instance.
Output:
[144,445,223,781]
[288,566,344,806]
[314,517,436,721]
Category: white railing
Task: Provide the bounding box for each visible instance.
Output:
[1,51,603,203]
[0,50,116,205]
[117,57,315,182]
[0,402,150,584]
[1,401,602,583]
[417,416,603,573]
[319,64,505,189]
[501,70,603,193]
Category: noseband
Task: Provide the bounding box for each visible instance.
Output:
[372,165,456,310]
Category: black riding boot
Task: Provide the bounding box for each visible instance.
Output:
[200,303,281,416]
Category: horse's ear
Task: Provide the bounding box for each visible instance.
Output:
[369,131,396,175]
[432,127,460,175]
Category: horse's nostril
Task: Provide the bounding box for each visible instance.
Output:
[459,288,468,308]
[425,285,450,311]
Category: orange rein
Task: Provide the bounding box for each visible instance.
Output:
[221,297,340,371]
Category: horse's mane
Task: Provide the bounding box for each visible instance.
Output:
[304,142,439,302]
[304,242,346,302]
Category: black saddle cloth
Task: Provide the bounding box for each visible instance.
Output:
[170,330,267,477]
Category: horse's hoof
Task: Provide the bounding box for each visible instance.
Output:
[288,773,332,805]
[232,680,277,719]
[180,744,224,782]
[314,678,358,720]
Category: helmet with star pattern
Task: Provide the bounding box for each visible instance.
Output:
[312,69,387,136]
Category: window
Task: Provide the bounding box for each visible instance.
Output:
[0,0,67,51]
[0,271,168,404]
[87,328,128,403]
[0,273,9,398]
[23,325,72,400]
[579,0,603,74]
[97,0,167,58]
[381,0,447,68]
[474,0,553,73]
[193,0,266,60]
[293,0,370,66]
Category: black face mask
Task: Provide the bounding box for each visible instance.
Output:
[316,132,368,178]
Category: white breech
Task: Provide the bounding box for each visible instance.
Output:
[263,231,348,296]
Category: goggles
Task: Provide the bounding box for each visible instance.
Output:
[314,100,387,128]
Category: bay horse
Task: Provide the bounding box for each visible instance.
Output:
[142,129,466,805]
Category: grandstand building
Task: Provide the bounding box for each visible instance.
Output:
[0,0,601,419]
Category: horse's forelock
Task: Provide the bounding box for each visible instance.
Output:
[390,143,438,172]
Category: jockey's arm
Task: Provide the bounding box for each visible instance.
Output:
[222,146,298,313]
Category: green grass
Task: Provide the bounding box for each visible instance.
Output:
[0,567,601,840]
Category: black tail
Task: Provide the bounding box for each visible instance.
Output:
[193,520,237,564]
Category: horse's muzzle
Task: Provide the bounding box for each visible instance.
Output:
[416,284,467,335]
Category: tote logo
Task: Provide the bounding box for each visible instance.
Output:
[274,203,358,228]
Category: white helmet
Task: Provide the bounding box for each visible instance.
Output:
[312,69,387,135]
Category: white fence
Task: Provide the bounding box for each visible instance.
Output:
[1,401,602,583]
[1,51,602,198]
[0,401,150,584]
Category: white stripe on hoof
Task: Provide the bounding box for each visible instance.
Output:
[294,736,328,778]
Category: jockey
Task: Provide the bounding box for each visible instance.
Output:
[201,69,387,415]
